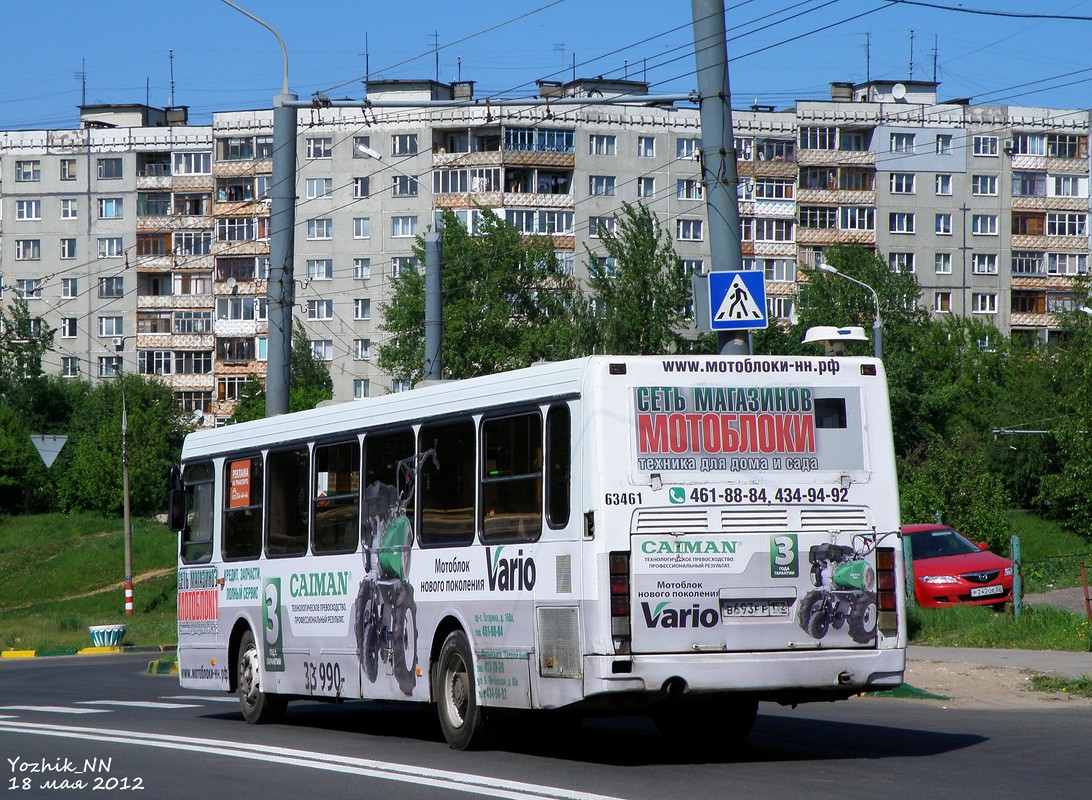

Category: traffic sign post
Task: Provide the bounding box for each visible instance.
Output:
[692,271,768,332]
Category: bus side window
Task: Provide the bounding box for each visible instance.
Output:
[180,462,214,564]
[481,412,542,543]
[814,397,848,429]
[312,440,360,554]
[224,455,263,561]
[266,447,309,557]
[363,429,416,555]
[419,419,475,547]
[545,404,571,529]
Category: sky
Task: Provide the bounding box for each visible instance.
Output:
[3,1,1092,130]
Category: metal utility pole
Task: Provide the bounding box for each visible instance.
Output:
[221,1,296,417]
[423,232,443,381]
[691,0,748,355]
[121,375,133,615]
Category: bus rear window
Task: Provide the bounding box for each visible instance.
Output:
[814,398,848,429]
[180,462,214,564]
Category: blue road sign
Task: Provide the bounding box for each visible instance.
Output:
[708,270,768,330]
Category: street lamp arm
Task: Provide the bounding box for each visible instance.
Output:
[220,0,290,96]
[815,265,883,359]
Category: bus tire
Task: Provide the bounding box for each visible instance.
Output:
[237,629,286,725]
[392,588,418,696]
[848,592,877,644]
[435,630,488,750]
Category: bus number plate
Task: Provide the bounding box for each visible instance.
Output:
[721,599,792,618]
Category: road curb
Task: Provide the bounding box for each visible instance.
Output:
[147,658,179,675]
[1,645,177,659]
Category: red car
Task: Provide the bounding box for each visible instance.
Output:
[901,524,1014,608]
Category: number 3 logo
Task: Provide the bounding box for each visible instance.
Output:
[263,580,281,646]
[770,534,799,578]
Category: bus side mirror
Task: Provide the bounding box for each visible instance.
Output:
[168,488,187,532]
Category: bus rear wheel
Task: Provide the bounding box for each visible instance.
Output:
[435,630,488,750]
[237,630,286,724]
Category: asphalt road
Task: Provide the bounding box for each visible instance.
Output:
[2,653,1091,799]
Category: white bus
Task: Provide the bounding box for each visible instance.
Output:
[170,353,906,749]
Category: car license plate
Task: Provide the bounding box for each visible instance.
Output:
[970,584,1005,598]
[721,599,792,618]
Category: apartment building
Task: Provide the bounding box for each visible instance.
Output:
[1,78,1088,424]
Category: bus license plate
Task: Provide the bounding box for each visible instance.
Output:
[722,599,792,618]
[970,584,1005,598]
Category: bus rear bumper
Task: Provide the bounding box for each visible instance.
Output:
[582,647,905,704]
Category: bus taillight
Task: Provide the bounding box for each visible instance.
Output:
[609,552,631,653]
[875,546,899,633]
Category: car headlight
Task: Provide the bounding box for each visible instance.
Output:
[919,575,960,584]
[1004,567,1013,576]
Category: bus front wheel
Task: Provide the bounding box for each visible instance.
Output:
[435,630,488,750]
[237,630,286,724]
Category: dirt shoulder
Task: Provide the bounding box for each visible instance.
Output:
[899,658,1092,709]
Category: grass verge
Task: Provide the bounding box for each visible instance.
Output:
[1008,511,1092,592]
[908,602,1092,652]
[1029,675,1092,699]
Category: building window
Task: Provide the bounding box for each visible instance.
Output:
[391,379,412,393]
[1013,171,1046,197]
[588,216,615,238]
[62,278,78,298]
[935,213,952,235]
[306,259,333,280]
[174,152,211,175]
[766,296,795,320]
[98,357,121,378]
[60,159,77,181]
[216,297,265,320]
[677,178,703,200]
[754,178,793,200]
[936,134,953,155]
[1052,174,1087,198]
[734,136,754,160]
[60,198,78,219]
[934,292,951,313]
[972,135,998,157]
[637,136,655,158]
[307,218,333,239]
[354,299,371,321]
[15,160,41,181]
[352,135,372,156]
[16,200,41,220]
[353,379,371,399]
[1048,134,1086,158]
[756,138,794,161]
[972,253,998,274]
[1046,212,1087,237]
[840,206,874,231]
[972,293,997,314]
[1012,251,1044,275]
[353,177,370,198]
[307,300,333,320]
[971,174,998,196]
[1012,133,1046,156]
[15,240,41,261]
[61,318,78,338]
[1047,252,1088,275]
[353,217,371,239]
[935,253,953,274]
[98,277,124,298]
[98,198,124,219]
[353,258,371,280]
[890,133,915,153]
[16,279,42,298]
[306,137,333,159]
[392,175,419,197]
[98,316,124,337]
[754,218,794,242]
[391,216,417,238]
[306,177,332,199]
[310,340,334,361]
[391,257,418,277]
[97,158,123,179]
[589,176,616,196]
[138,350,173,376]
[889,212,915,234]
[637,176,655,198]
[588,134,616,156]
[676,137,700,159]
[353,339,372,360]
[392,134,419,156]
[61,356,80,378]
[800,127,837,150]
[174,231,211,256]
[799,206,838,229]
[889,252,915,273]
[971,214,998,236]
[676,218,704,241]
[889,173,915,194]
[935,174,952,195]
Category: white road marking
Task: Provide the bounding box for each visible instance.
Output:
[0,706,107,715]
[0,720,628,800]
[161,694,239,703]
[77,700,202,709]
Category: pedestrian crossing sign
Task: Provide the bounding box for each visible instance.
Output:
[708,270,768,330]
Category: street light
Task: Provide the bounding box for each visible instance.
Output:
[816,263,883,360]
[114,337,133,615]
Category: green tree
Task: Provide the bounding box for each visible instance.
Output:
[0,296,56,395]
[229,320,334,423]
[582,202,691,354]
[57,375,185,516]
[378,209,585,382]
[899,431,1012,552]
[0,402,51,513]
